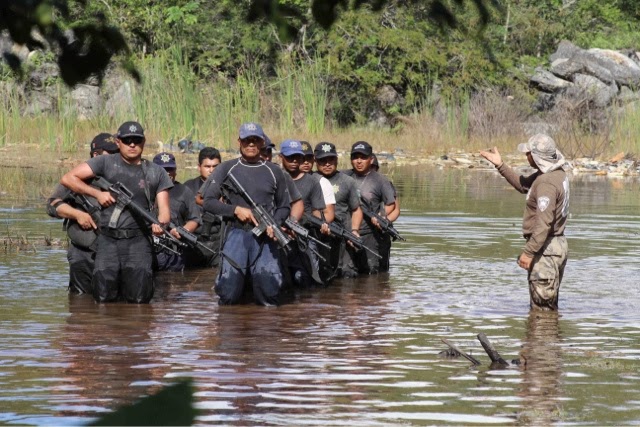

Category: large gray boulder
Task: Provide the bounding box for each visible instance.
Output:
[549,46,640,87]
[68,84,101,120]
[531,67,572,92]
[104,80,134,118]
[564,73,619,107]
[587,48,640,87]
[23,92,55,116]
[549,40,581,62]
[550,53,616,85]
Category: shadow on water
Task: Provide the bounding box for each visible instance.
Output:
[0,164,640,425]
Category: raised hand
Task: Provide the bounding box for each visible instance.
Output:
[479,146,503,167]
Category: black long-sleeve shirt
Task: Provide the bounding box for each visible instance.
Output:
[202,158,291,226]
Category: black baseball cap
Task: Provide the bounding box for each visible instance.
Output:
[89,133,118,155]
[351,141,373,156]
[314,142,337,159]
[152,152,177,168]
[300,141,313,155]
[117,121,145,138]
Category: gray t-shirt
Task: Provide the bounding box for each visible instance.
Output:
[168,181,200,227]
[184,176,205,198]
[343,169,395,233]
[87,155,173,229]
[323,171,360,227]
[293,173,325,216]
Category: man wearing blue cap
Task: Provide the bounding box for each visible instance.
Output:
[202,122,291,305]
[279,139,330,286]
[61,121,173,303]
[152,152,200,272]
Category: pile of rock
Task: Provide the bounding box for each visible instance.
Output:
[530,40,640,112]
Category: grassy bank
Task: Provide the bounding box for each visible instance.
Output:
[2,51,640,165]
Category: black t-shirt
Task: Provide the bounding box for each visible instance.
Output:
[183,176,205,197]
[293,173,325,216]
[87,155,173,229]
[47,183,101,220]
[323,172,359,226]
[202,158,291,225]
[168,181,200,227]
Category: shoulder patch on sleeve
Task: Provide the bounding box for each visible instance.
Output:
[538,196,550,212]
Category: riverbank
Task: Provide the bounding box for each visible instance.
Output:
[0,139,638,202]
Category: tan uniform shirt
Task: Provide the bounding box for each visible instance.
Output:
[497,163,569,256]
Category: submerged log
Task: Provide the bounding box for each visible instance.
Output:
[477,333,509,366]
[441,338,481,365]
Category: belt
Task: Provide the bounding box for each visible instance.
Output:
[101,227,148,239]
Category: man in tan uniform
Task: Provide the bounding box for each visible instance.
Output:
[480,134,570,310]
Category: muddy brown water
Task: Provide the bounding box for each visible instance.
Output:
[1,164,639,425]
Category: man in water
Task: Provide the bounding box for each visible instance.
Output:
[61,121,173,303]
[202,123,291,305]
[344,141,396,274]
[480,134,570,311]
[152,152,200,272]
[47,132,119,295]
[185,147,223,268]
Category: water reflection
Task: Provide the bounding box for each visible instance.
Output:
[1,165,640,425]
[517,311,562,426]
[56,296,169,420]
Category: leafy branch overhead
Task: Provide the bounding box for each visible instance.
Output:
[1,0,140,86]
[1,0,496,86]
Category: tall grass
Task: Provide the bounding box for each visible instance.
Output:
[4,50,640,160]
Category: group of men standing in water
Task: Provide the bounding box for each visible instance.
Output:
[47,120,570,312]
[47,121,403,306]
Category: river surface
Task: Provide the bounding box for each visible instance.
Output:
[1,164,639,426]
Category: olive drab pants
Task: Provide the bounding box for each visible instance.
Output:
[528,236,568,311]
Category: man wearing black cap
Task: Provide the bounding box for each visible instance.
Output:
[47,132,119,295]
[202,122,291,305]
[152,152,200,272]
[344,141,396,274]
[314,141,363,278]
[61,121,173,303]
[480,134,570,311]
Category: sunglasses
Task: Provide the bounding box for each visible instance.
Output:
[240,137,263,146]
[302,155,315,163]
[121,137,145,146]
[283,154,303,162]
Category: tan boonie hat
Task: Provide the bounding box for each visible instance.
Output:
[518,134,566,173]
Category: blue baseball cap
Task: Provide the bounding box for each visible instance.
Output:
[280,139,304,156]
[153,152,177,168]
[239,122,265,140]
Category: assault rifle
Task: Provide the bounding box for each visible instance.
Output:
[303,214,382,259]
[93,177,214,253]
[284,218,331,262]
[222,172,293,251]
[360,199,406,242]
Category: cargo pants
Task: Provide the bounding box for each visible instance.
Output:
[528,235,568,311]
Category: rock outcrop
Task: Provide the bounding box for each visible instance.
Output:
[531,41,640,111]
